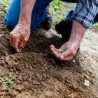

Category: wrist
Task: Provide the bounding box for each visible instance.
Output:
[19,16,31,26]
[69,32,83,44]
[69,39,80,48]
[69,19,87,44]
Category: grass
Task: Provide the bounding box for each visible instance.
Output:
[50,0,65,21]
[50,0,76,22]
[4,73,14,86]
[92,23,98,28]
[1,0,11,10]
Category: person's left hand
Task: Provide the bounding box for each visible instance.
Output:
[50,41,80,61]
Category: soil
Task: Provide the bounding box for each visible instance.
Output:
[0,2,98,98]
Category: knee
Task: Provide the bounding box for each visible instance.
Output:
[4,15,18,31]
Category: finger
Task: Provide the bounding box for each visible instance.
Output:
[58,43,67,52]
[50,45,60,58]
[10,33,20,52]
[63,56,73,61]
[18,39,26,52]
[10,39,20,52]
[50,45,56,50]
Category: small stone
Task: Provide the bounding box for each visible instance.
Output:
[84,79,90,87]
[15,84,24,91]
[73,59,76,63]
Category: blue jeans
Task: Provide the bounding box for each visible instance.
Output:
[4,0,98,31]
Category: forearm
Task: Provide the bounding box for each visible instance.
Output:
[19,0,36,26]
[69,19,87,45]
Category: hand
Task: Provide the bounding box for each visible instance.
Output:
[50,19,87,61]
[50,41,80,61]
[9,23,30,52]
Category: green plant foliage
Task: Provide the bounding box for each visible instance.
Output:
[4,73,14,86]
[92,23,98,28]
[50,0,64,12]
[57,14,64,20]
[50,0,65,21]
[1,0,11,10]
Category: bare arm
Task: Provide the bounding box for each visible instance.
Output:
[10,0,36,52]
[19,0,36,27]
[69,19,86,47]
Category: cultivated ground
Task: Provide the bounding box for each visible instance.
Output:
[0,2,98,98]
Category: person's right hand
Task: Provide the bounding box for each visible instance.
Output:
[9,23,30,52]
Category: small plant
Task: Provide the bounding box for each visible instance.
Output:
[4,73,14,86]
[57,14,65,20]
[50,0,64,12]
[72,59,76,64]
[1,0,11,10]
[92,23,98,28]
[41,64,47,73]
[50,0,65,22]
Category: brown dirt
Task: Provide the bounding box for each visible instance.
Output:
[0,3,98,98]
[90,26,98,34]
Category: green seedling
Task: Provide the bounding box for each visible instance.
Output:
[4,73,14,86]
[41,64,47,73]
[72,59,76,64]
[57,14,64,20]
[77,50,80,56]
[50,0,64,12]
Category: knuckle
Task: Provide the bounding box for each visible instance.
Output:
[10,33,15,38]
[23,38,28,42]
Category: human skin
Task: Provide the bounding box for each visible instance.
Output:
[9,0,87,61]
[10,0,36,52]
[50,20,87,61]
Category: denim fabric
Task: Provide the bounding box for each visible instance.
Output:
[4,0,52,31]
[4,0,98,31]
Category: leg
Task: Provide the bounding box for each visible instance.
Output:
[55,0,78,42]
[93,13,98,24]
[4,0,20,31]
[4,0,52,31]
[31,5,53,31]
[55,10,74,42]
